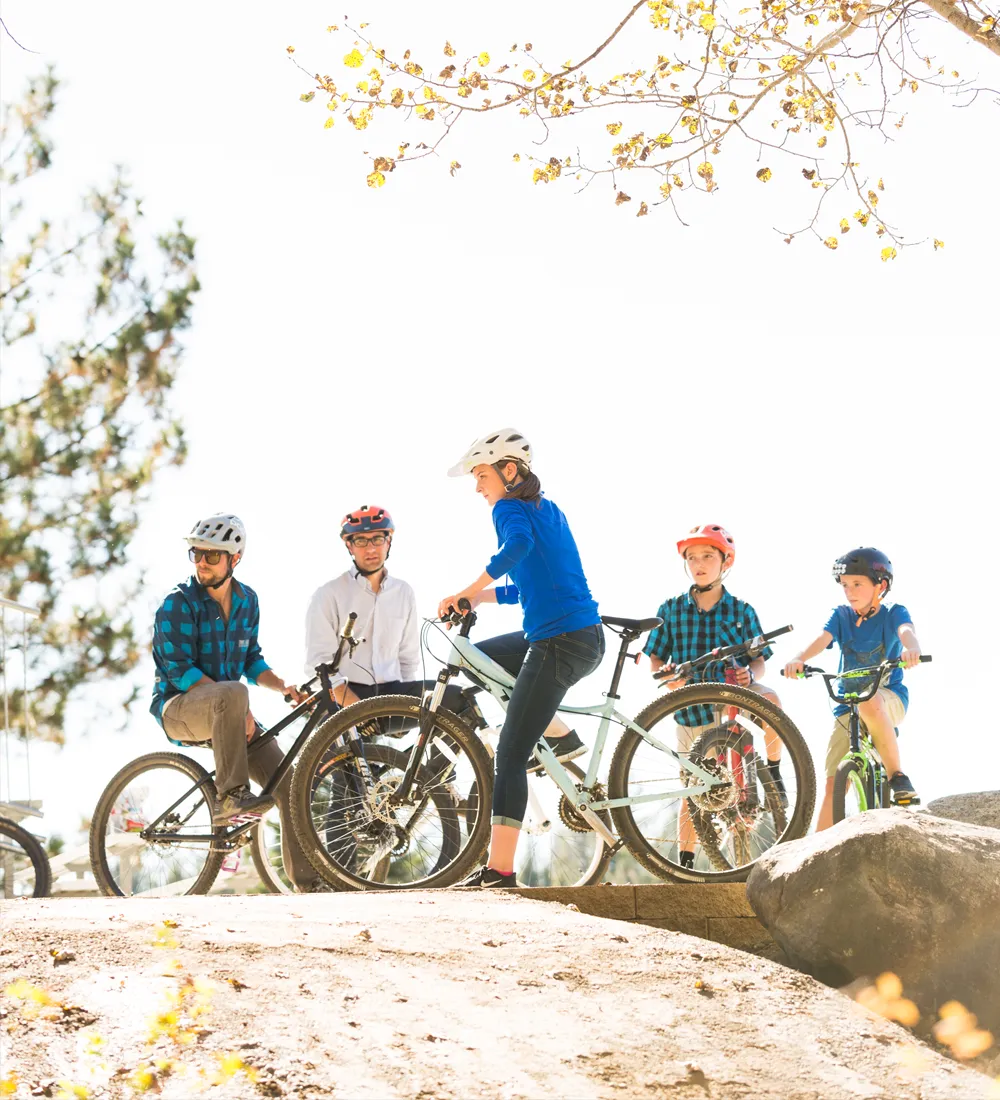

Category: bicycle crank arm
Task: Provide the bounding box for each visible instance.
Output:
[572,803,617,848]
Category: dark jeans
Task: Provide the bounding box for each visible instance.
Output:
[477,625,605,828]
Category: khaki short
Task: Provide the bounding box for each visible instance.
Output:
[675,681,780,752]
[824,687,905,777]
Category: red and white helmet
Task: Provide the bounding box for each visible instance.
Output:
[340,505,395,540]
[448,429,533,478]
[184,513,247,556]
[677,524,736,566]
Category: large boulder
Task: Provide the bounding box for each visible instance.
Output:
[747,810,1000,1035]
[925,790,1000,830]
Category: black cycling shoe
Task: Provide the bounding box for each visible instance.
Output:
[678,850,695,870]
[889,772,920,806]
[527,730,587,773]
[455,865,518,888]
[212,785,274,825]
[766,764,790,810]
[302,878,338,894]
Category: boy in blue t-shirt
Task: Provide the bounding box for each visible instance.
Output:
[784,547,923,830]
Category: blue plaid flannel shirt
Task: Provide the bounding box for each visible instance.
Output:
[150,577,270,741]
[642,588,773,727]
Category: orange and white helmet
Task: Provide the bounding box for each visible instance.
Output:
[677,524,736,566]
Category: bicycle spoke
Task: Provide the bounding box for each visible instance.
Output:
[292,699,492,889]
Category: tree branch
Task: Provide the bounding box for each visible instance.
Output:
[918,0,1000,56]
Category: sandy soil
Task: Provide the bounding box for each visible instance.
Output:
[0,892,992,1099]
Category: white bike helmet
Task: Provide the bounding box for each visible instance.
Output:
[184,513,247,555]
[447,429,533,478]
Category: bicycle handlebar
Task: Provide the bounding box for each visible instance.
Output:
[780,655,932,705]
[653,624,794,681]
[290,612,360,700]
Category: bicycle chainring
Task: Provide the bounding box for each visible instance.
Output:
[558,782,606,834]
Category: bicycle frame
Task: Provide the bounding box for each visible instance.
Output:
[438,631,726,828]
[138,621,364,849]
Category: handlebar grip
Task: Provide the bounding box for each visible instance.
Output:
[763,624,794,641]
[343,611,358,639]
[457,597,472,613]
[919,655,932,663]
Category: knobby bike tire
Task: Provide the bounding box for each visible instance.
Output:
[290,696,493,890]
[608,683,816,884]
[0,815,52,898]
[89,752,225,898]
[832,757,870,823]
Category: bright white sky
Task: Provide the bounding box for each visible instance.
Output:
[1,1,997,848]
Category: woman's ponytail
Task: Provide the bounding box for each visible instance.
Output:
[498,459,543,507]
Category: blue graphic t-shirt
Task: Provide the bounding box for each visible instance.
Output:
[824,602,912,717]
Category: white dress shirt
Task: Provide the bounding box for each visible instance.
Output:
[304,569,421,685]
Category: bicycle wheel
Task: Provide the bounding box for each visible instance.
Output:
[490,762,611,888]
[290,696,493,889]
[832,757,870,823]
[608,683,816,883]
[249,809,293,894]
[90,752,225,897]
[0,816,51,898]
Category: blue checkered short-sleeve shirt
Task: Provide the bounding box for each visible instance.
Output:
[150,577,270,729]
[643,588,773,726]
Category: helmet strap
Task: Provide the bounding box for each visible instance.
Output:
[855,582,886,627]
[204,559,235,590]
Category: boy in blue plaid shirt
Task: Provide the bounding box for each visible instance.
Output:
[644,524,784,868]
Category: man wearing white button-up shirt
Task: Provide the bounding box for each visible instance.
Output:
[304,505,468,714]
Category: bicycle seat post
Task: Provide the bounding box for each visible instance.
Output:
[606,629,639,700]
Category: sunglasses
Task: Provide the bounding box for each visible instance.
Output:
[189,548,229,565]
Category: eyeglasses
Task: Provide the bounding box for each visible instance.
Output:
[348,534,389,548]
[189,548,228,565]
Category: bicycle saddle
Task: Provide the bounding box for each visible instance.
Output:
[601,615,663,634]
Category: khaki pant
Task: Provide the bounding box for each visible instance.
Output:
[824,687,905,777]
[163,681,316,890]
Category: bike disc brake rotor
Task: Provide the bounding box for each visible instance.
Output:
[686,750,741,814]
[368,774,405,823]
[558,782,606,833]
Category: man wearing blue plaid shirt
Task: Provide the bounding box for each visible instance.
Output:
[643,524,785,868]
[151,513,319,890]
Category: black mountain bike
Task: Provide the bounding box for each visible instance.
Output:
[89,614,493,896]
[784,656,931,822]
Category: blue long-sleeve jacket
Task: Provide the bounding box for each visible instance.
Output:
[486,497,600,642]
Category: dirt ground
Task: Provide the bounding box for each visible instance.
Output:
[0,892,993,1099]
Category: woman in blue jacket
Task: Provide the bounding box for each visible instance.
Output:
[438,429,605,887]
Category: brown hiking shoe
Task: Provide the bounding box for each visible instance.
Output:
[212,785,273,825]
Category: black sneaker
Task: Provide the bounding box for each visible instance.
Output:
[527,730,587,773]
[302,878,339,894]
[454,865,518,888]
[889,772,920,806]
[678,850,695,870]
[212,785,274,825]
[765,764,790,809]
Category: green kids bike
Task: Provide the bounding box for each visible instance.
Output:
[788,656,931,823]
